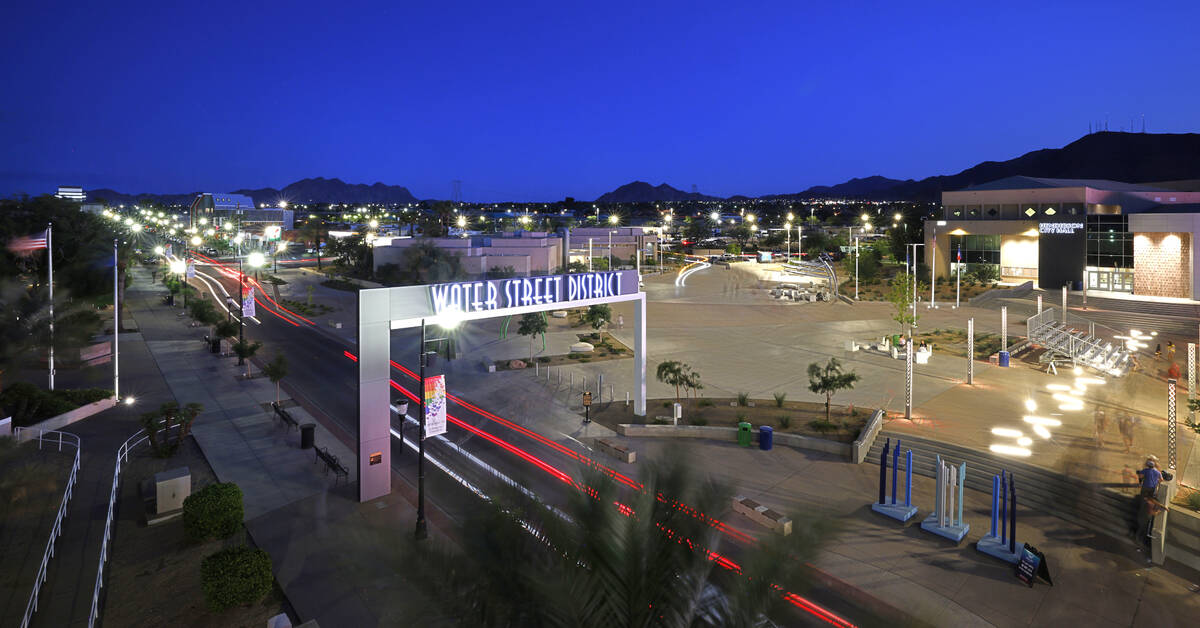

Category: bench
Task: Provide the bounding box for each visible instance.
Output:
[272,401,299,429]
[731,495,792,535]
[315,446,349,484]
[595,439,636,463]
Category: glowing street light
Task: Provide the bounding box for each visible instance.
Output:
[369,218,379,229]
[191,235,202,246]
[709,211,720,221]
[608,215,619,225]
[153,246,164,255]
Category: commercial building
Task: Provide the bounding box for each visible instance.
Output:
[189,193,294,235]
[372,227,659,278]
[925,176,1200,299]
[56,186,85,202]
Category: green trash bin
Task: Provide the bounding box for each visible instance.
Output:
[737,422,753,447]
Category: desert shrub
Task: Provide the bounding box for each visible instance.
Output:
[698,398,714,408]
[183,482,244,542]
[690,416,708,426]
[1188,492,1200,512]
[736,392,750,406]
[662,401,671,408]
[537,357,550,363]
[808,419,837,433]
[773,392,787,408]
[778,416,792,429]
[567,353,581,360]
[200,546,273,611]
[651,417,669,425]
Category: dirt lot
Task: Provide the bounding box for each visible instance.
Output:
[587,397,871,443]
[0,438,75,627]
[102,436,288,627]
[498,332,633,370]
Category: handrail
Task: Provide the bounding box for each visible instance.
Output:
[88,421,180,628]
[13,427,82,628]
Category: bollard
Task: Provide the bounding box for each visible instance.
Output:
[625,391,630,407]
[609,384,613,404]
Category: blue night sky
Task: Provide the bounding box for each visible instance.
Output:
[3,1,1199,201]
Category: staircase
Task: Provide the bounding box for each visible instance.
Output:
[1025,308,1130,375]
[866,432,1137,543]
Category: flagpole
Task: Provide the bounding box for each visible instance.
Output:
[48,223,55,391]
[113,239,119,401]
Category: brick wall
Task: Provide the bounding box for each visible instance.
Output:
[1133,232,1192,298]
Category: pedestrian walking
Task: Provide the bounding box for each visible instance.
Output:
[1094,407,1108,448]
[1136,457,1163,498]
[1167,341,1176,363]
[1155,343,1162,360]
[1121,465,1138,492]
[617,314,624,329]
[1118,412,1135,453]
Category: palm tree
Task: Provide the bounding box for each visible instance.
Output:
[301,217,326,270]
[402,452,831,627]
[656,360,688,405]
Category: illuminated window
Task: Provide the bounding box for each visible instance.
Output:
[1024,208,1036,217]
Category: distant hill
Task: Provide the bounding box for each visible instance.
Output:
[595,181,719,203]
[766,175,912,200]
[86,177,419,206]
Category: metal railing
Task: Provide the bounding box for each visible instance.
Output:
[88,421,179,628]
[1026,307,1129,375]
[13,427,82,628]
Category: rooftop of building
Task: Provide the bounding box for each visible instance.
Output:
[959,176,1187,193]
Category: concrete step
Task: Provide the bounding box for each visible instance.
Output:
[867,432,1137,542]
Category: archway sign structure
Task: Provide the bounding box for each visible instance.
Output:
[358,269,646,502]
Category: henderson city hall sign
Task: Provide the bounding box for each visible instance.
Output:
[357,269,646,501]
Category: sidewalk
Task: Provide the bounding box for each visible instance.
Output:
[609,437,1200,626]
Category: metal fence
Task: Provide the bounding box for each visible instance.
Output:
[88,421,179,628]
[13,427,82,628]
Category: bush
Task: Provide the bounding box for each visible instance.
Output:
[651,417,669,425]
[698,398,714,408]
[1188,492,1200,512]
[690,416,708,426]
[808,419,837,433]
[0,382,113,427]
[778,416,792,429]
[567,353,581,360]
[736,412,748,422]
[662,401,671,408]
[736,392,750,406]
[200,546,273,611]
[183,482,244,542]
[773,392,787,408]
[537,357,550,363]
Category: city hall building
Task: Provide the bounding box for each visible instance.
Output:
[924,176,1200,299]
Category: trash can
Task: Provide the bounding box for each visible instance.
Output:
[737,422,753,447]
[210,337,220,354]
[891,334,901,348]
[300,423,316,450]
[998,350,1010,367]
[759,425,773,451]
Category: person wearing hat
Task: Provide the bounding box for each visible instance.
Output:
[1136,457,1163,498]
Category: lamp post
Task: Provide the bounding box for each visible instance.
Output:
[908,243,925,331]
[416,310,462,540]
[236,251,265,365]
[169,258,187,308]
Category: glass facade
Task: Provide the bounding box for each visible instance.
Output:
[1086,215,1132,269]
[948,234,1000,276]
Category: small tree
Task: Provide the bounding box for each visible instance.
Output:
[261,354,288,403]
[139,401,203,457]
[583,304,612,343]
[683,368,703,399]
[214,320,238,341]
[232,339,262,374]
[807,357,860,422]
[516,313,548,362]
[887,271,926,335]
[656,361,688,405]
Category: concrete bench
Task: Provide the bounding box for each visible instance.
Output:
[732,495,792,536]
[596,439,636,463]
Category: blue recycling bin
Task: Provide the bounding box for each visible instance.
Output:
[759,426,773,451]
[998,350,1010,367]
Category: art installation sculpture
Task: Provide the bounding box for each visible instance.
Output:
[871,438,918,521]
[920,454,970,542]
[976,470,1021,562]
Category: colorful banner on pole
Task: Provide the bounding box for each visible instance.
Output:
[185,260,196,278]
[242,287,256,318]
[423,374,447,438]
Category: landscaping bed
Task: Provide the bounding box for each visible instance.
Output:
[321,278,360,292]
[0,382,114,427]
[495,333,633,370]
[0,438,75,627]
[103,436,286,627]
[277,298,335,317]
[913,327,1018,360]
[586,397,871,443]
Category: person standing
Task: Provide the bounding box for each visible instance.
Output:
[1094,406,1108,448]
[1155,343,1162,361]
[1136,457,1163,498]
[1166,341,1176,363]
[1118,412,1135,453]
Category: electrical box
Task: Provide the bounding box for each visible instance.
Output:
[154,467,191,514]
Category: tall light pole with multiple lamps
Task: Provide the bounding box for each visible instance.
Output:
[236,251,265,365]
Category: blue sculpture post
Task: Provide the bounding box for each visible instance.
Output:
[1000,469,1007,544]
[934,454,943,525]
[989,474,999,537]
[956,462,966,527]
[904,449,913,507]
[891,439,901,505]
[1009,474,1017,555]
[878,438,890,505]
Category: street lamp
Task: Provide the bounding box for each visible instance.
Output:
[236,252,265,364]
[274,240,288,273]
[169,258,188,307]
[416,308,463,540]
[608,215,619,225]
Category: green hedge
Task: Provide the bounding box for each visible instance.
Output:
[200,546,273,611]
[183,482,244,541]
[0,382,113,427]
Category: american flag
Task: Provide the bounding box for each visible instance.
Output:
[7,229,49,253]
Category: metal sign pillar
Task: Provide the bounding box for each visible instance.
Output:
[905,338,913,420]
[1188,343,1196,427]
[1001,306,1007,350]
[1037,294,1042,315]
[1168,378,1178,470]
[1061,286,1067,324]
[967,318,974,385]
